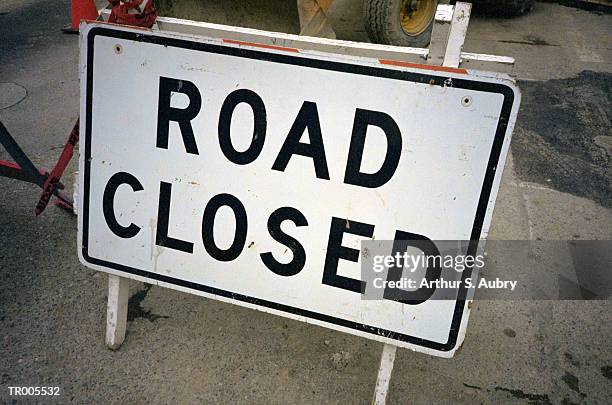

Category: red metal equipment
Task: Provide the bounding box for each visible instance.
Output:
[0,121,75,214]
[107,0,158,28]
[1,1,159,215]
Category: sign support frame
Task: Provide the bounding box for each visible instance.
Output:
[371,3,472,404]
[94,3,505,403]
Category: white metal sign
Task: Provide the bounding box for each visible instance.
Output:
[78,22,520,357]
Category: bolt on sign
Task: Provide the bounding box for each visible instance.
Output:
[78,23,520,357]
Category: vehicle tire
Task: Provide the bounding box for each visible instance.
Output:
[363,0,439,47]
[472,0,535,16]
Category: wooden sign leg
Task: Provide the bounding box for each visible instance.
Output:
[372,5,473,403]
[428,1,472,67]
[106,274,129,350]
[442,2,472,68]
[372,343,397,405]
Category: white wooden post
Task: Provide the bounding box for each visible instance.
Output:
[371,4,473,404]
[106,274,129,350]
[372,344,398,405]
[442,2,472,68]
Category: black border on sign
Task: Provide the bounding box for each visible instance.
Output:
[82,26,515,353]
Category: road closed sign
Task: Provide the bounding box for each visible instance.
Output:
[78,23,520,357]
